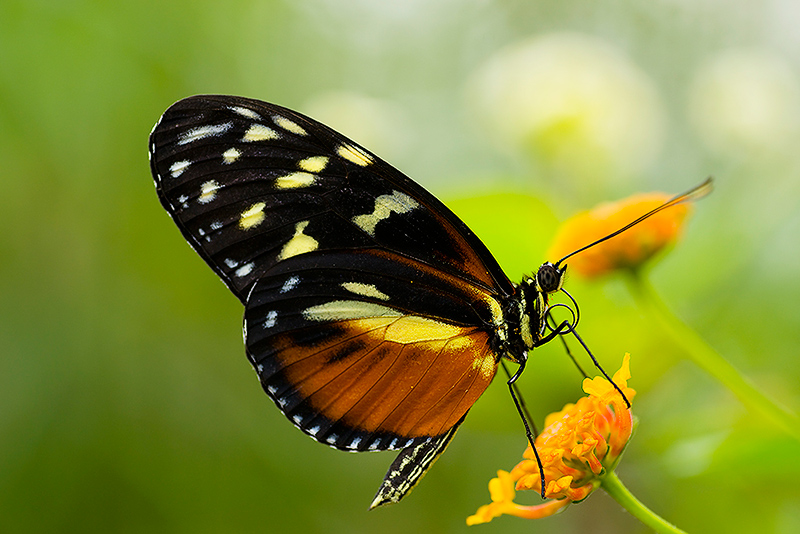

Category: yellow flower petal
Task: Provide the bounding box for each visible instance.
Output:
[613,353,632,385]
[488,470,516,502]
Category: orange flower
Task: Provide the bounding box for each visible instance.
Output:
[547,192,690,278]
[467,355,635,525]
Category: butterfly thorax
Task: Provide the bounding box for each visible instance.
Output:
[492,278,542,364]
[494,261,566,364]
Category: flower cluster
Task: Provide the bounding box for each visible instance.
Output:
[467,355,635,525]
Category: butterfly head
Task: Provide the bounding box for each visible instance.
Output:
[535,261,566,295]
[512,262,567,353]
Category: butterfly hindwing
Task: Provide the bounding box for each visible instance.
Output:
[244,249,501,452]
[370,412,467,509]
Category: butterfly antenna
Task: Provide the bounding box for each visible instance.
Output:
[555,177,713,268]
[506,360,547,499]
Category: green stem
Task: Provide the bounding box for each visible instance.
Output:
[601,471,687,534]
[627,273,800,442]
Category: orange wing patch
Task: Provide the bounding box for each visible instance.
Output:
[271,315,499,439]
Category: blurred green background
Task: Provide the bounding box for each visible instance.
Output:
[2,1,799,532]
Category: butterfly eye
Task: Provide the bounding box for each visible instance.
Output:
[536,262,564,294]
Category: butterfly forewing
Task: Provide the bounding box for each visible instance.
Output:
[149,95,520,505]
[149,95,514,302]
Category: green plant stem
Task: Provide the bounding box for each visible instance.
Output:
[601,471,687,534]
[627,273,800,442]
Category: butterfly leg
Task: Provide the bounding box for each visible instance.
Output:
[505,358,547,499]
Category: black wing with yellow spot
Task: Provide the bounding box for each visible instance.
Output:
[149,95,514,302]
[148,95,518,507]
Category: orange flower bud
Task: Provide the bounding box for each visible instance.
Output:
[547,193,690,277]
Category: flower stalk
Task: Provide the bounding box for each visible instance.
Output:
[600,471,687,534]
[626,272,800,442]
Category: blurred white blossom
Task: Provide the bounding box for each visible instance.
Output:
[688,49,800,155]
[467,33,665,188]
[303,92,410,162]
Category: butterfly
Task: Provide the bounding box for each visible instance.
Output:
[148,95,585,508]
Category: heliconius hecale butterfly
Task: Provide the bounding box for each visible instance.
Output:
[149,95,709,509]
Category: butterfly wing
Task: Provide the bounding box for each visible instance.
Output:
[370,412,466,509]
[245,249,500,451]
[149,95,514,302]
[149,95,516,505]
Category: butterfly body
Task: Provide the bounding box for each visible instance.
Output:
[149,95,559,507]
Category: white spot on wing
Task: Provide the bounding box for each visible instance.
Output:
[177,195,189,208]
[222,147,241,164]
[242,124,280,142]
[264,310,277,328]
[341,282,390,301]
[235,262,254,277]
[178,122,233,145]
[273,115,308,136]
[352,190,420,236]
[209,221,223,230]
[280,276,300,293]
[308,426,321,436]
[229,106,261,120]
[277,220,319,260]
[169,160,191,177]
[224,258,239,268]
[198,180,220,204]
